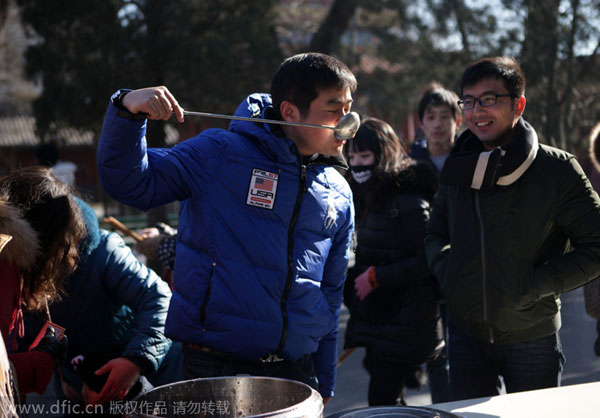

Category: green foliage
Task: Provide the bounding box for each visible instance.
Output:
[17,0,282,138]
[14,0,600,153]
[502,0,600,152]
[18,0,124,135]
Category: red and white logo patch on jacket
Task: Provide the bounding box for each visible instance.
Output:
[247,168,278,209]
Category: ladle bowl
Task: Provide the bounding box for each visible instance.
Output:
[333,112,360,140]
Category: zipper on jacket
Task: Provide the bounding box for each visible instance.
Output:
[475,193,494,343]
[200,262,216,331]
[276,162,307,354]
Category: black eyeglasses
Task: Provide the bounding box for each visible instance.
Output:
[457,94,517,110]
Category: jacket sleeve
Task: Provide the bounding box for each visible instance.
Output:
[97,95,223,211]
[425,185,451,290]
[375,197,433,289]
[101,231,173,374]
[313,195,354,399]
[533,157,600,297]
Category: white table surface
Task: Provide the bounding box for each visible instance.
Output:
[429,381,600,417]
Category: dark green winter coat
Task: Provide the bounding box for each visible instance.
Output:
[426,120,600,344]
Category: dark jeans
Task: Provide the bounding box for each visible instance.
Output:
[427,303,451,403]
[427,346,450,403]
[182,345,319,391]
[448,324,565,401]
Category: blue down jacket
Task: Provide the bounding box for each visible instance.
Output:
[98,92,354,397]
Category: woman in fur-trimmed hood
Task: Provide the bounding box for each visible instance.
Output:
[0,166,85,395]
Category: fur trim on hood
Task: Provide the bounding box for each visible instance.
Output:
[589,122,600,173]
[0,197,39,270]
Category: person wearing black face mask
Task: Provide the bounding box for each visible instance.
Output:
[343,117,442,406]
[349,162,376,184]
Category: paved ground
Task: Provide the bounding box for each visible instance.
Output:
[323,286,600,416]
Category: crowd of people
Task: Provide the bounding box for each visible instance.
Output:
[2,51,600,416]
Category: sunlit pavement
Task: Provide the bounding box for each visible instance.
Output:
[324,286,600,416]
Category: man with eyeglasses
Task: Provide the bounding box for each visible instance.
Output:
[425,56,600,401]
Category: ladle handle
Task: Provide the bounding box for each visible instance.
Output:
[183,110,336,131]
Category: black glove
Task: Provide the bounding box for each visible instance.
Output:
[32,326,68,369]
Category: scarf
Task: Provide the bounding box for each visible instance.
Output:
[440,118,538,190]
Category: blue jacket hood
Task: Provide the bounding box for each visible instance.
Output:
[229,93,298,165]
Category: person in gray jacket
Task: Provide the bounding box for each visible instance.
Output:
[425,56,600,401]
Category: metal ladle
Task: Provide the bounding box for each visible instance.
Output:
[183,110,361,140]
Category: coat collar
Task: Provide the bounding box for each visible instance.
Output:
[440,118,539,190]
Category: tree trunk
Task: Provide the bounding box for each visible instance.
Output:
[0,0,8,29]
[307,0,359,54]
[560,0,580,152]
[521,0,561,147]
[448,0,472,61]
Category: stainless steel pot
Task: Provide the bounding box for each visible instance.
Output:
[126,376,323,418]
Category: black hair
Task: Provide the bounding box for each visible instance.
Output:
[459,56,526,98]
[345,117,411,175]
[417,82,461,122]
[346,118,438,215]
[270,52,357,119]
[0,166,85,309]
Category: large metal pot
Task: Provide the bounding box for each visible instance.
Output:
[126,376,323,418]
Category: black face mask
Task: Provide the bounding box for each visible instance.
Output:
[350,164,376,183]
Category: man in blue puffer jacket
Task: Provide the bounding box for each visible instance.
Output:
[97,53,357,402]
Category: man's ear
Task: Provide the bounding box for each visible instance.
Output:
[515,96,526,116]
[280,100,300,122]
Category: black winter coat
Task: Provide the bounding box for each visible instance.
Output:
[344,162,444,365]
